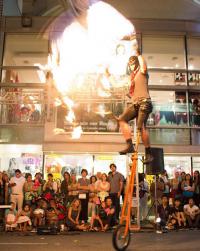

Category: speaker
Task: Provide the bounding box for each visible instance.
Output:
[145,147,164,175]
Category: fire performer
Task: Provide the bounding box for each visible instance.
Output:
[117,48,153,164]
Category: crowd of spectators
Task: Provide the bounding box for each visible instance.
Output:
[0,165,200,233]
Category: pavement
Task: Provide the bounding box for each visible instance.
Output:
[0,229,200,251]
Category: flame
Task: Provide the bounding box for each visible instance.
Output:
[71,126,83,139]
[43,1,137,137]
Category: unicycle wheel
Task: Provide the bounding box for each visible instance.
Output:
[112,225,131,251]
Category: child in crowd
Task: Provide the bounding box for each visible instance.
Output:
[90,200,106,231]
[33,199,45,228]
[17,204,32,231]
[5,202,17,231]
[66,199,88,231]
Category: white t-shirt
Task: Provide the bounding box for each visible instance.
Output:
[10,176,26,195]
[184,204,199,216]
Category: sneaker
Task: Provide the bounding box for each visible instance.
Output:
[119,144,135,155]
[156,230,163,234]
[143,154,154,164]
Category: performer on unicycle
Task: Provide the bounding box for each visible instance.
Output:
[117,47,153,164]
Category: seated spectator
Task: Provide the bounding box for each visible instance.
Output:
[157,195,171,229]
[168,198,186,229]
[46,199,60,226]
[66,199,87,231]
[17,204,32,231]
[33,199,45,228]
[184,198,200,229]
[5,202,17,231]
[97,173,110,202]
[104,197,116,231]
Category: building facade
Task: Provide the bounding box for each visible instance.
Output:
[0,0,200,179]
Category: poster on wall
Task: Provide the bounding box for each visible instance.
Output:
[7,153,43,177]
[44,154,94,180]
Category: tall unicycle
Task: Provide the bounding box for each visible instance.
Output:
[112,131,141,251]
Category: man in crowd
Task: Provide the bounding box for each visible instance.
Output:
[184,198,200,228]
[9,169,25,212]
[117,48,153,163]
[108,163,124,222]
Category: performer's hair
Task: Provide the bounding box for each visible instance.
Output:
[129,56,139,67]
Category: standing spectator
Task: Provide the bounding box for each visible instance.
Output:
[97,173,110,202]
[184,198,200,229]
[78,169,90,223]
[160,170,170,197]
[88,175,98,217]
[181,173,194,203]
[139,173,149,221]
[2,173,10,205]
[68,173,79,203]
[95,172,102,190]
[193,170,200,206]
[150,175,165,205]
[33,172,43,197]
[9,169,25,211]
[24,173,34,206]
[61,171,70,207]
[108,163,124,221]
[43,173,58,198]
[170,171,181,203]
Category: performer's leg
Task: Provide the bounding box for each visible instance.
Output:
[137,101,153,163]
[118,105,138,155]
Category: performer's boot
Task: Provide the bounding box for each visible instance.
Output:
[143,147,154,164]
[119,139,135,155]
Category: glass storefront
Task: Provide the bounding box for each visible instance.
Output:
[0,144,43,177]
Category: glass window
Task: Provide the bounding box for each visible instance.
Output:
[189,92,200,127]
[94,154,127,177]
[149,71,187,86]
[192,157,200,173]
[187,38,200,70]
[148,91,188,127]
[164,156,191,179]
[0,88,45,124]
[44,154,94,180]
[191,129,200,145]
[149,128,190,145]
[3,34,48,84]
[143,35,186,69]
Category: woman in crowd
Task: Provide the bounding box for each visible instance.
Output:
[61,171,70,207]
[88,175,98,217]
[181,173,195,203]
[193,170,200,206]
[33,172,43,197]
[78,169,90,223]
[24,173,34,206]
[170,171,181,203]
[97,173,110,202]
[160,170,170,197]
[68,173,79,203]
[43,173,58,199]
[66,199,87,231]
[17,204,32,231]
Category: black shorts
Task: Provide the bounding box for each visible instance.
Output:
[119,99,153,130]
